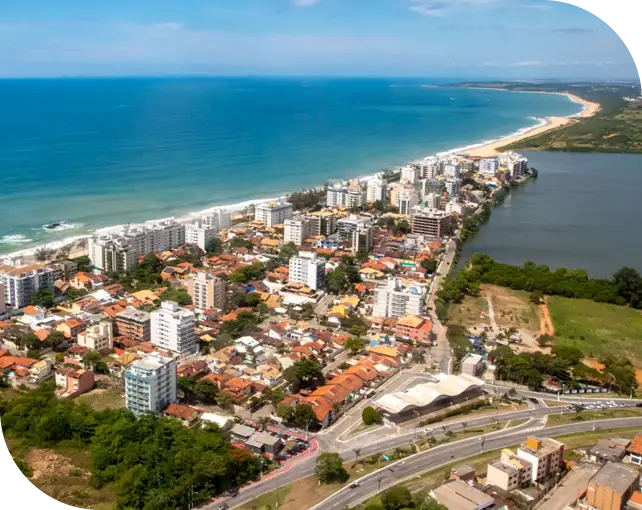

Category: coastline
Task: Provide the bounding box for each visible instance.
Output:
[0,88,594,264]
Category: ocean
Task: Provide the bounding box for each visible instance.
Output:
[0,77,580,255]
[457,152,642,279]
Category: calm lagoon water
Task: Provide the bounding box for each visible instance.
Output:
[458,152,642,278]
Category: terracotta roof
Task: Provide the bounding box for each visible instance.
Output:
[23,305,41,316]
[34,329,50,342]
[310,383,350,405]
[328,373,364,393]
[630,491,642,505]
[629,434,642,456]
[301,395,333,422]
[164,403,200,422]
[397,314,425,328]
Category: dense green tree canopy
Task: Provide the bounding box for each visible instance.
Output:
[315,453,349,485]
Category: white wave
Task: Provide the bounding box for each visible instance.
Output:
[41,222,83,233]
[1,234,33,244]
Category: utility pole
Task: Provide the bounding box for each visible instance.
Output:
[276,478,280,508]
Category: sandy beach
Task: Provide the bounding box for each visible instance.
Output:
[466,92,600,158]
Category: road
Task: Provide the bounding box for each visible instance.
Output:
[488,384,642,406]
[217,402,576,509]
[426,237,458,374]
[312,417,642,510]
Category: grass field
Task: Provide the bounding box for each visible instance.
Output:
[76,387,125,411]
[548,296,642,366]
[546,407,642,427]
[448,295,489,329]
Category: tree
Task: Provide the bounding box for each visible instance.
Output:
[82,352,107,373]
[315,453,349,484]
[266,388,286,411]
[32,288,55,309]
[257,416,270,431]
[418,497,448,510]
[345,337,365,354]
[613,267,642,307]
[35,248,53,262]
[277,404,294,422]
[381,486,413,510]
[283,358,324,391]
[292,404,318,429]
[355,250,370,264]
[216,391,234,409]
[327,267,351,294]
[160,288,192,306]
[362,406,383,426]
[205,238,223,255]
[420,258,438,274]
[194,379,219,403]
[278,242,298,264]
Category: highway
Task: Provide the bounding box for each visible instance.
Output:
[217,403,570,509]
[312,417,642,510]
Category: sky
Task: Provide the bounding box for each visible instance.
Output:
[0,0,637,79]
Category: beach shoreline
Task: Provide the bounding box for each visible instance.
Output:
[0,87,596,264]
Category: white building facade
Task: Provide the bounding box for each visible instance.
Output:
[151,301,198,355]
[185,221,218,251]
[0,265,55,309]
[77,321,114,352]
[254,201,294,227]
[284,217,314,246]
[289,252,326,290]
[125,353,177,415]
[372,278,426,318]
[366,178,387,203]
[187,271,226,311]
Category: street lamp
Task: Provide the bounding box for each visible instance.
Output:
[305,419,315,443]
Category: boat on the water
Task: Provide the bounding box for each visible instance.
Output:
[43,221,67,230]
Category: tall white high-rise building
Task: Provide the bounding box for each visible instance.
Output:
[367,177,387,203]
[372,278,427,318]
[399,191,419,216]
[498,152,528,178]
[479,158,499,176]
[288,252,326,290]
[445,178,461,197]
[187,272,226,311]
[352,225,373,254]
[444,161,461,179]
[89,219,186,272]
[308,211,337,236]
[202,208,231,231]
[151,301,198,355]
[401,165,418,184]
[419,158,441,180]
[185,221,218,251]
[125,353,177,415]
[284,217,314,246]
[0,265,55,309]
[327,187,348,207]
[255,201,294,227]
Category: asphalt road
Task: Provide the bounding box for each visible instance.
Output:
[312,416,642,510]
[219,403,566,509]
[488,384,642,406]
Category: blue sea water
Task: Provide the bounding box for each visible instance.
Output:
[0,77,580,254]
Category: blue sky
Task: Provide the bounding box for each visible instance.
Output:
[0,0,637,79]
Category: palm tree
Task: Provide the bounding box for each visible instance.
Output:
[257,416,270,431]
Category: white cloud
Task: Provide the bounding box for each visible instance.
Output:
[408,0,507,16]
[293,0,322,6]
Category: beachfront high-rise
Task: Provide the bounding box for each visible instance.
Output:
[418,158,440,180]
[444,160,461,179]
[498,152,528,178]
[401,165,418,184]
[366,177,387,203]
[187,271,226,312]
[254,201,294,227]
[0,264,55,309]
[326,180,366,209]
[89,219,186,273]
[124,353,177,415]
[398,190,419,216]
[445,178,461,197]
[151,301,198,355]
[288,251,326,291]
[479,158,499,176]
[284,217,314,246]
[201,208,231,231]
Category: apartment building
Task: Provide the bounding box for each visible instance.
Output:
[401,165,418,184]
[516,436,564,483]
[486,448,533,491]
[366,177,387,203]
[410,208,457,239]
[418,158,440,180]
[201,208,231,231]
[89,219,186,272]
[423,192,441,211]
[308,211,337,236]
[47,260,78,281]
[395,314,433,345]
[372,278,426,318]
[445,178,462,197]
[284,217,314,246]
[254,201,294,227]
[77,321,114,352]
[185,220,218,251]
[151,301,198,355]
[422,178,443,198]
[288,252,326,290]
[351,224,373,254]
[337,215,372,244]
[498,152,528,178]
[444,160,461,179]
[115,308,152,342]
[479,158,499,176]
[187,271,226,311]
[0,264,55,309]
[399,190,419,216]
[125,353,177,415]
[585,462,639,510]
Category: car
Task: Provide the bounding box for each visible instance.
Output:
[424,428,433,434]
[349,482,360,489]
[528,398,539,404]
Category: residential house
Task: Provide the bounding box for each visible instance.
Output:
[56,318,86,339]
[627,434,642,465]
[164,403,201,426]
[395,314,434,345]
[63,369,95,397]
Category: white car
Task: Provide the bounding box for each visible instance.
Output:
[424,428,434,434]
